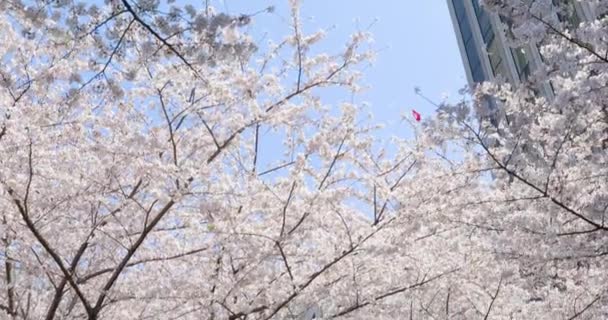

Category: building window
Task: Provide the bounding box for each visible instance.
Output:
[453,0,467,22]
[553,0,581,27]
[453,0,487,82]
[488,38,508,80]
[472,0,495,44]
[511,47,531,81]
[471,0,508,81]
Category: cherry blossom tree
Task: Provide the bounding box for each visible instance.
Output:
[418,0,608,318]
[0,1,468,319]
[4,0,606,319]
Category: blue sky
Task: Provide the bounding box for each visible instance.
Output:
[216,0,467,135]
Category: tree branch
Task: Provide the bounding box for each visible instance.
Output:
[121,0,202,78]
[331,268,461,318]
[45,241,89,320]
[158,87,179,166]
[2,224,15,318]
[568,293,602,320]
[78,246,207,284]
[6,143,93,315]
[11,198,93,315]
[531,14,608,64]
[275,241,295,287]
[279,181,297,237]
[318,135,347,190]
[464,122,608,232]
[483,277,502,320]
[91,200,175,317]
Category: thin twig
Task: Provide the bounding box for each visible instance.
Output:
[319,135,347,190]
[280,181,297,237]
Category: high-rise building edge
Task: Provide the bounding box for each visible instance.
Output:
[446,0,597,98]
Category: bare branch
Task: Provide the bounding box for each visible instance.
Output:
[287,211,310,235]
[45,241,89,320]
[121,0,203,78]
[557,227,601,237]
[91,200,176,316]
[275,241,295,287]
[158,87,179,166]
[463,122,608,232]
[279,181,297,237]
[206,125,250,164]
[292,13,304,91]
[81,19,135,89]
[319,135,347,190]
[78,246,207,284]
[2,227,15,318]
[6,143,93,315]
[78,10,128,39]
[483,277,502,320]
[373,184,377,223]
[568,292,603,320]
[11,198,93,315]
[390,160,417,191]
[531,14,608,64]
[198,114,221,149]
[331,268,461,318]
[253,124,260,173]
[265,60,350,113]
[258,161,296,177]
[544,128,570,194]
[261,225,389,319]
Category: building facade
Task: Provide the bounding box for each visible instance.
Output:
[446,0,596,96]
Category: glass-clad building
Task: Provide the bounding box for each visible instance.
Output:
[446,0,595,93]
[451,0,487,83]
